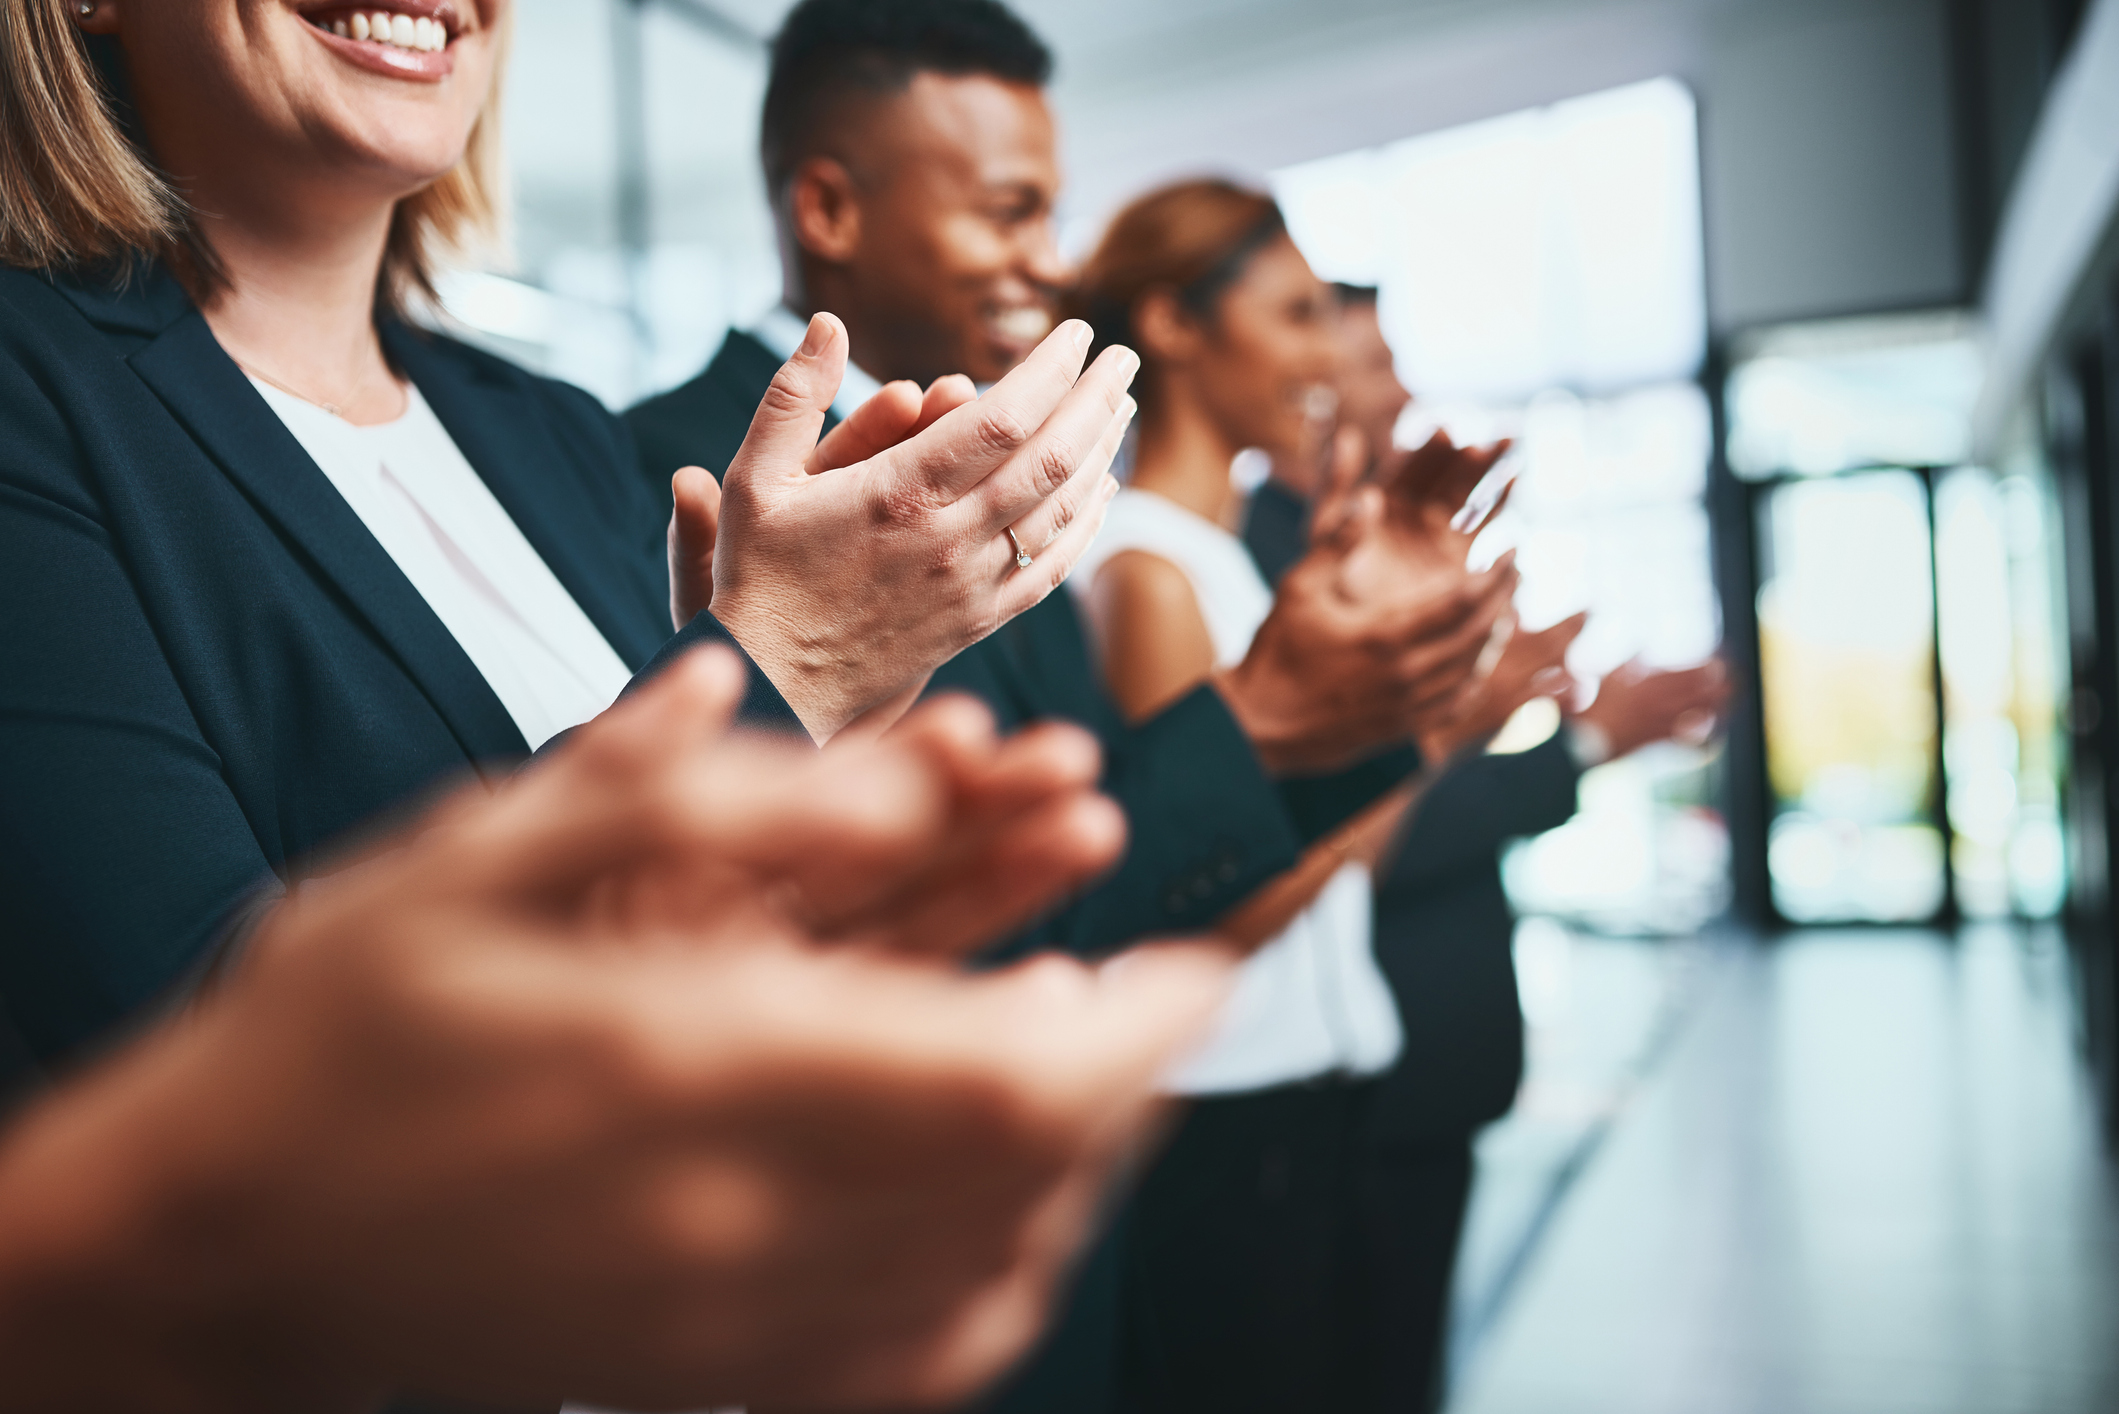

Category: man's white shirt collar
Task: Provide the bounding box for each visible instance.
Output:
[749,306,886,424]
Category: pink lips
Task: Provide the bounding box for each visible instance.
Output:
[303,5,463,82]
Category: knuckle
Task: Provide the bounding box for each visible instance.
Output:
[1030,440,1077,497]
[976,403,1034,458]
[758,365,814,419]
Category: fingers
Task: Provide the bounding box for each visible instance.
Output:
[1308,427,1369,546]
[803,710,1121,954]
[844,790,1128,958]
[431,647,754,900]
[1036,942,1237,1115]
[807,378,926,475]
[725,312,847,495]
[956,344,1138,535]
[995,473,1120,623]
[1313,483,1385,562]
[872,320,1097,507]
[1513,610,1588,667]
[1393,559,1519,711]
[667,467,722,629]
[915,374,979,436]
[1003,386,1133,556]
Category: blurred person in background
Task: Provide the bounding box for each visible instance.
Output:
[0,0,1136,1066]
[0,647,1240,1414]
[1245,281,1733,1413]
[1067,179,1513,1414]
[1240,282,1408,577]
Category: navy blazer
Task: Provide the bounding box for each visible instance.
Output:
[0,265,782,1062]
[627,331,1422,958]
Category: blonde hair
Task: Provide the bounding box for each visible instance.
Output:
[0,0,508,311]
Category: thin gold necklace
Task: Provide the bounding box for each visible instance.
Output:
[235,358,368,419]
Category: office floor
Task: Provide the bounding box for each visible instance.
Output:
[1445,924,2119,1414]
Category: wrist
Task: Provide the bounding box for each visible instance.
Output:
[701,588,850,744]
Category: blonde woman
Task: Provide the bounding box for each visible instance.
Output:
[0,0,1132,1061]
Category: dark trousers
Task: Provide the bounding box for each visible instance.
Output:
[1114,1080,1475,1414]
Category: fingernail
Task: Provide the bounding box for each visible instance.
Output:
[1121,394,1138,422]
[1068,319,1092,351]
[1118,346,1140,379]
[798,312,832,357]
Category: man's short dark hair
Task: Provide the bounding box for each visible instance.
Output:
[1332,282,1380,307]
[761,0,1054,197]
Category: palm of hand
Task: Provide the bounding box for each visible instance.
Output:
[1331,432,1510,610]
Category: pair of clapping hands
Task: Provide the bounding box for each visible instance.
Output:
[663,313,1134,741]
[1306,426,1730,766]
[0,649,1231,1414]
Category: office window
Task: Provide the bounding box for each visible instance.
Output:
[1728,314,2068,922]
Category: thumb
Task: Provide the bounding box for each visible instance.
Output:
[668,466,722,628]
[726,311,848,493]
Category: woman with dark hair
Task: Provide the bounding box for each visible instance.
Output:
[1068,179,1506,1413]
[0,0,1133,1061]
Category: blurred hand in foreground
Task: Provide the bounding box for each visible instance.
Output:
[0,647,1231,1414]
[672,313,1137,742]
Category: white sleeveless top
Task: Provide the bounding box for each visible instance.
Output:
[1071,488,1404,1095]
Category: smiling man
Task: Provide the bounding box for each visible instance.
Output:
[627,0,1061,469]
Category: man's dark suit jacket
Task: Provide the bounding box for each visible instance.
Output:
[626,330,1415,963]
[0,266,790,1063]
[1242,483,1581,1145]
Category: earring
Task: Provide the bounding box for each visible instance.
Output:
[76,3,93,13]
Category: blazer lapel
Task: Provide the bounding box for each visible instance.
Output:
[387,327,662,667]
[126,310,529,763]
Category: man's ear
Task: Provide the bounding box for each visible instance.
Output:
[1133,288,1202,367]
[789,156,863,264]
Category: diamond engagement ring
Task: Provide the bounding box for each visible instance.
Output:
[1006,527,1033,571]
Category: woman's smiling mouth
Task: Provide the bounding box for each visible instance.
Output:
[303,3,466,78]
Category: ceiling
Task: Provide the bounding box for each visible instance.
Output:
[496,0,1968,354]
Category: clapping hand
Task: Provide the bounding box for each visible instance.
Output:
[1574,657,1733,761]
[1417,610,1587,763]
[0,647,1230,1414]
[668,314,1137,743]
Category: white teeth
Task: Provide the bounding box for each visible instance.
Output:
[994,306,1054,343]
[332,9,447,53]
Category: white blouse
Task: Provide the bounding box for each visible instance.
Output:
[1071,488,1405,1096]
[252,379,633,751]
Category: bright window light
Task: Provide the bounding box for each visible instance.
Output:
[1273,76,1706,403]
